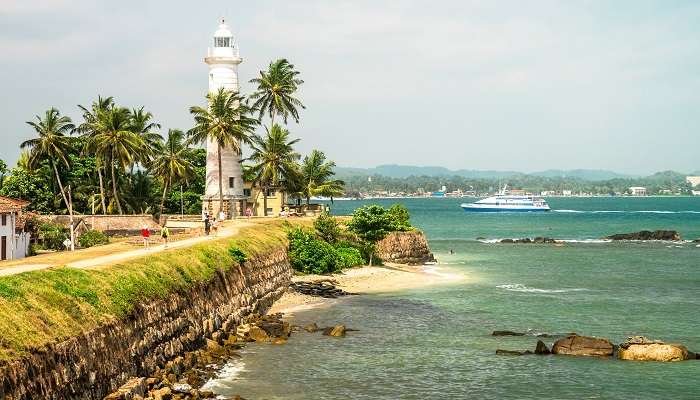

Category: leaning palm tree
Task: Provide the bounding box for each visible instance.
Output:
[77,95,114,213]
[249,58,305,126]
[21,108,75,214]
[248,124,300,216]
[300,150,344,205]
[150,129,195,216]
[130,106,162,166]
[187,88,259,215]
[93,107,144,215]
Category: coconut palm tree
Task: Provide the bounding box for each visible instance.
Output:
[151,129,195,215]
[92,107,144,215]
[299,150,344,205]
[77,96,114,213]
[187,88,259,215]
[248,124,300,216]
[249,58,305,126]
[21,108,75,215]
[130,106,162,165]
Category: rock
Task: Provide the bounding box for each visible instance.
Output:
[534,340,551,355]
[491,330,524,336]
[259,321,287,338]
[104,377,147,399]
[605,230,681,241]
[272,337,288,345]
[322,325,347,337]
[551,334,614,357]
[496,349,533,356]
[500,239,514,243]
[171,383,192,394]
[618,336,690,362]
[247,326,270,342]
[375,231,437,265]
[151,387,172,400]
[303,323,319,333]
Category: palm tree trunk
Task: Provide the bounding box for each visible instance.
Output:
[263,186,268,217]
[111,151,123,215]
[159,177,169,216]
[217,143,224,217]
[51,162,71,216]
[97,167,107,214]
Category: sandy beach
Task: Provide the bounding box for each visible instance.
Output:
[269,263,465,315]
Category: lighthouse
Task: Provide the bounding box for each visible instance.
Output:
[202,18,247,218]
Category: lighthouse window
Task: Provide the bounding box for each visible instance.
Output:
[229,177,235,188]
[215,37,231,47]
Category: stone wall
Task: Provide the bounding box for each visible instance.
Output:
[0,249,292,400]
[376,230,436,265]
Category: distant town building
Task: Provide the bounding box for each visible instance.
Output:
[686,176,700,187]
[562,190,573,196]
[0,196,31,261]
[628,187,647,196]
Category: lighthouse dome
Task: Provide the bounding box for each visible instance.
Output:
[214,18,233,38]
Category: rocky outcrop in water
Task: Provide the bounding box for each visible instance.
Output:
[376,231,436,265]
[605,230,681,241]
[618,336,691,362]
[0,249,292,400]
[551,334,614,356]
[291,280,351,298]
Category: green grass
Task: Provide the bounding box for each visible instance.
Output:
[0,220,295,362]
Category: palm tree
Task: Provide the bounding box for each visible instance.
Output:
[20,108,75,215]
[188,88,259,216]
[248,124,300,216]
[151,129,195,215]
[249,58,305,126]
[93,107,144,215]
[299,150,344,205]
[130,106,162,165]
[77,96,114,213]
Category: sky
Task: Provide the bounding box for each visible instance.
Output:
[0,0,699,174]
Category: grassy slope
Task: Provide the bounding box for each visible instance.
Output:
[0,220,301,363]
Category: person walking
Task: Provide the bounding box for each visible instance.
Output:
[245,207,252,219]
[212,218,219,236]
[204,215,211,236]
[160,225,170,248]
[219,209,226,223]
[141,225,150,249]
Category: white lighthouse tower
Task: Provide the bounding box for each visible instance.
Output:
[202,18,247,218]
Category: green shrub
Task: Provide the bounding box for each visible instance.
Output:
[314,212,341,243]
[334,245,364,269]
[288,227,342,274]
[77,230,109,248]
[387,204,412,231]
[39,223,69,250]
[228,246,247,264]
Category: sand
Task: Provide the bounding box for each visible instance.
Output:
[268,263,465,315]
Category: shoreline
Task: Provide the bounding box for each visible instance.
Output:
[268,263,465,315]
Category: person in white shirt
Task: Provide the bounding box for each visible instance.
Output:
[218,210,226,222]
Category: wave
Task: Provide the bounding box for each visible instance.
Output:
[497,284,589,294]
[200,359,246,391]
[553,209,700,214]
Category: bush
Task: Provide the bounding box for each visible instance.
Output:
[287,227,364,274]
[77,230,109,248]
[228,246,247,264]
[387,204,412,231]
[39,223,69,250]
[314,212,341,243]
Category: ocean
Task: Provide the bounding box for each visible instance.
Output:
[208,197,700,399]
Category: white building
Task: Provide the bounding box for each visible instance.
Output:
[202,18,248,218]
[686,176,700,188]
[629,187,647,196]
[0,196,30,261]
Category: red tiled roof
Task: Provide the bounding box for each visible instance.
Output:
[0,196,30,212]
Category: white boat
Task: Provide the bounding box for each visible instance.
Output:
[461,185,550,212]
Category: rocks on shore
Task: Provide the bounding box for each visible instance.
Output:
[236,313,291,343]
[291,280,351,298]
[605,230,681,241]
[500,237,558,244]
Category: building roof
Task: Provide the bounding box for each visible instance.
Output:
[0,196,30,213]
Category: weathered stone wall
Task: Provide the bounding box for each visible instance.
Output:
[376,230,436,265]
[0,249,292,400]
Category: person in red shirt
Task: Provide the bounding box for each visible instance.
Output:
[141,225,150,249]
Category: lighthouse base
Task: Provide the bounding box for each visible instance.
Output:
[201,195,249,219]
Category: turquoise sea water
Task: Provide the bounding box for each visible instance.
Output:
[210,197,700,399]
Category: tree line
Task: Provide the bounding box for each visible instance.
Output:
[0,58,344,216]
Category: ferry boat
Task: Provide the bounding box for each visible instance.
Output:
[460,185,551,212]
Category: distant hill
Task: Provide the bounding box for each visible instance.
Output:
[335,165,635,181]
